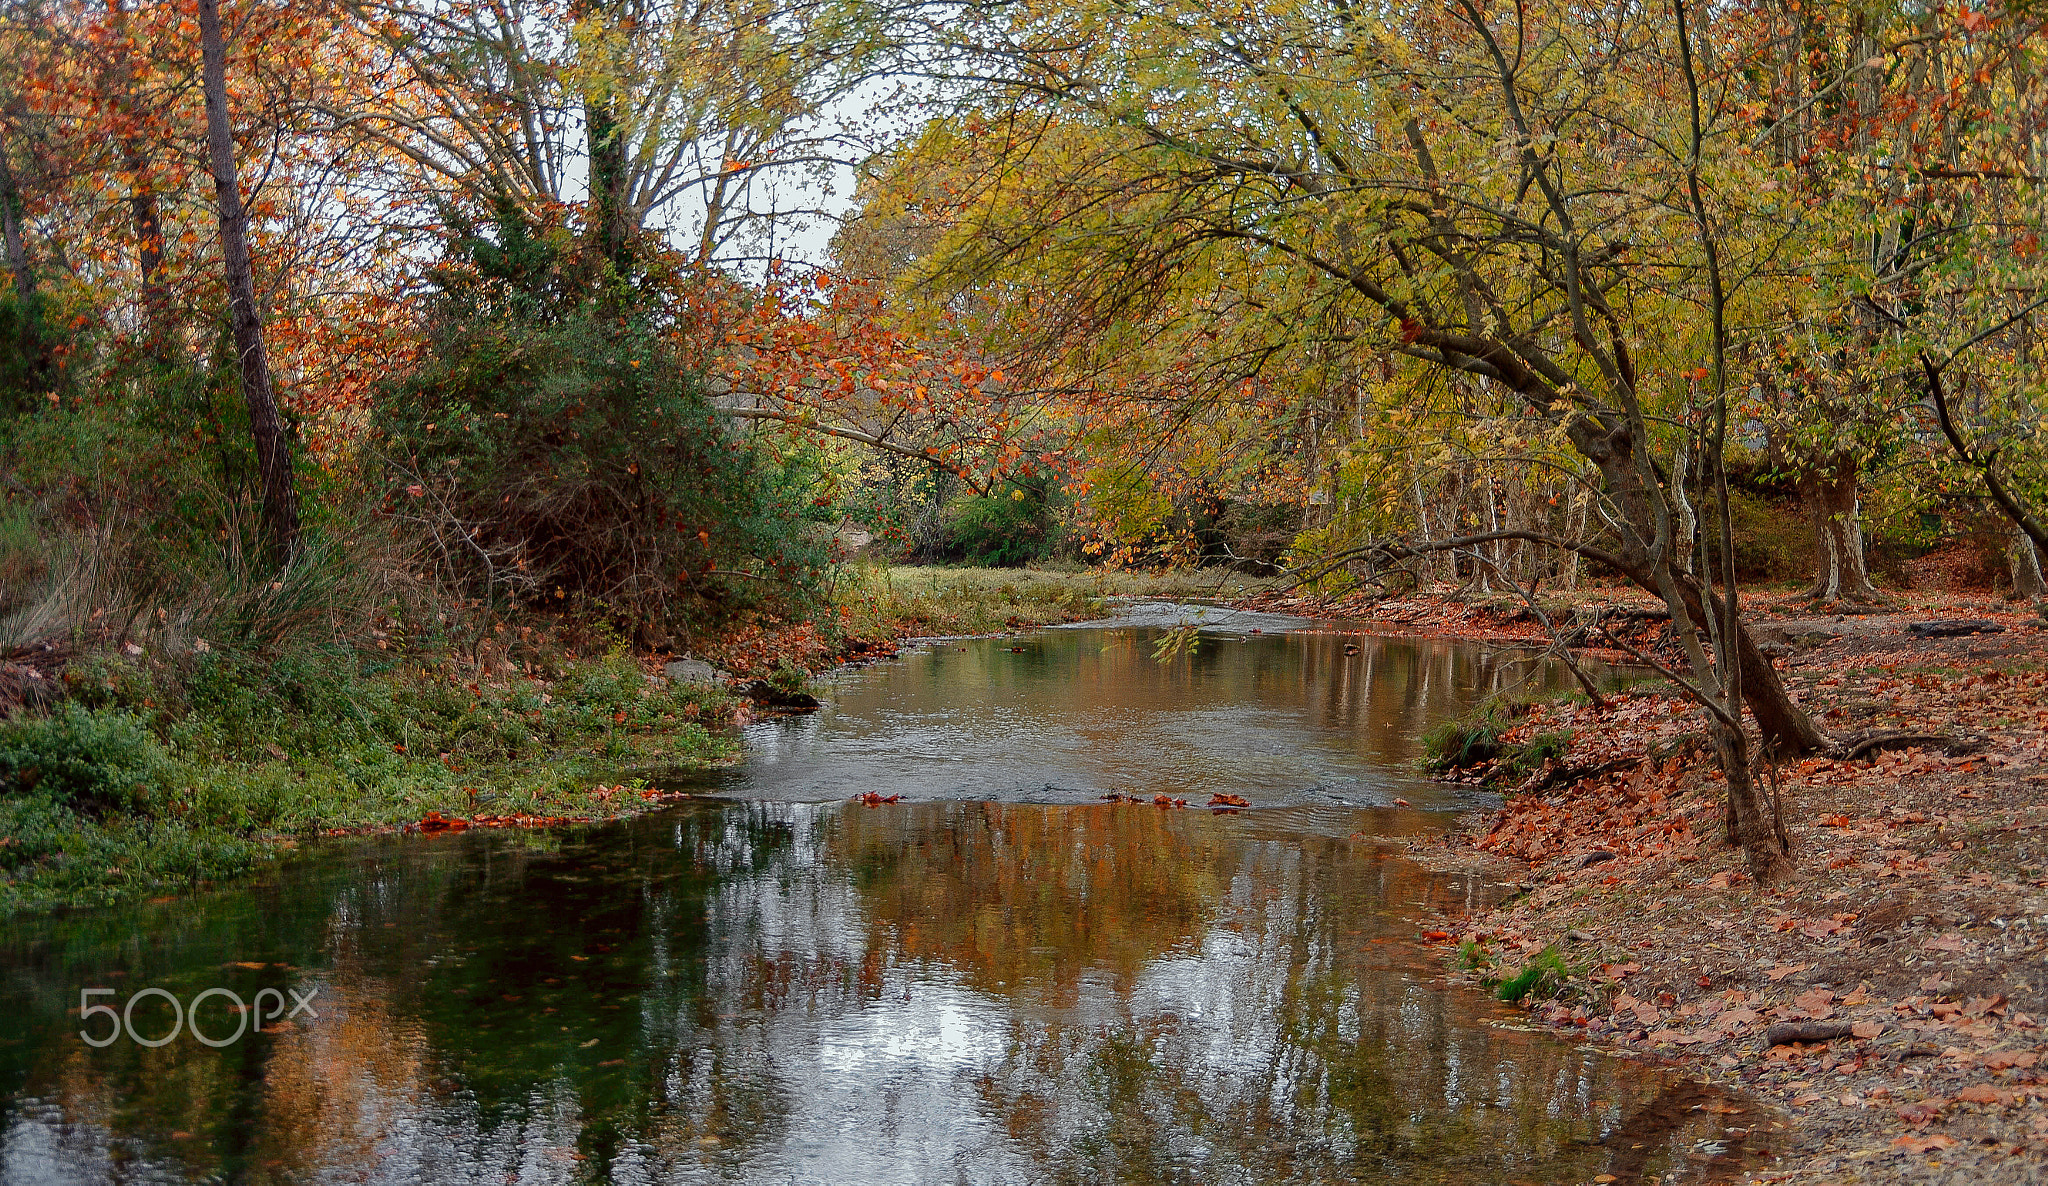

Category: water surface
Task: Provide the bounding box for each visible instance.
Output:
[0,624,1763,1184]
[709,622,1603,807]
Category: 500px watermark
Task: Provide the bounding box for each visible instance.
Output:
[77,985,318,1048]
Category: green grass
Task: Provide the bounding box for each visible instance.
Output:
[828,563,1278,639]
[1494,945,1574,1002]
[0,649,737,914]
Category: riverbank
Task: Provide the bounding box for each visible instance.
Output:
[1353,587,2048,1182]
[692,563,1278,675]
[0,564,1276,915]
[0,643,743,913]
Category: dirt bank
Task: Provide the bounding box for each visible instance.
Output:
[1292,587,2048,1183]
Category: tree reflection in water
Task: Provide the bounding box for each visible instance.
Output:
[709,627,1628,807]
[0,799,1768,1184]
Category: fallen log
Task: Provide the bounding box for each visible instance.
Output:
[1765,1020,1855,1046]
[1841,731,1991,761]
[1905,619,2005,638]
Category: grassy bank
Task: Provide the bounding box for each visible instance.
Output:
[830,563,1274,639]
[689,562,1282,677]
[1,560,1269,915]
[0,643,739,914]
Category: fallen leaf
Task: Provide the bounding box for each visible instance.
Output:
[1893,1134,1957,1153]
[1895,1101,1945,1126]
[1794,988,1837,1018]
[1851,1021,1884,1039]
[1647,1028,1709,1044]
[1764,963,1811,981]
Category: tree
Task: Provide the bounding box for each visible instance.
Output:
[198,0,298,561]
[1862,3,2048,601]
[863,0,1883,875]
[328,0,877,274]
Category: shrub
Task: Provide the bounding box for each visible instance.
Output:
[1712,489,1813,584]
[0,291,84,416]
[946,479,1060,567]
[375,208,826,639]
[0,705,178,816]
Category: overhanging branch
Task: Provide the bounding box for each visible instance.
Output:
[715,406,992,495]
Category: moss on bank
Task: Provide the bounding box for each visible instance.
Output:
[0,648,736,914]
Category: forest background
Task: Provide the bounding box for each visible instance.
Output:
[2,0,2048,907]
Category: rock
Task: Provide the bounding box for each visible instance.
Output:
[742,680,820,710]
[1905,619,2005,638]
[663,658,722,683]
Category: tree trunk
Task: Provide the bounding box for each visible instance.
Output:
[1711,717,1792,882]
[586,93,630,276]
[107,3,171,361]
[1569,424,1833,758]
[1801,454,1885,605]
[0,121,32,304]
[121,139,171,360]
[2011,526,2047,602]
[573,0,632,280]
[1664,575,1831,756]
[199,0,299,563]
[0,116,54,408]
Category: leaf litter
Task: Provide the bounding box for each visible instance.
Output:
[1359,588,2048,1183]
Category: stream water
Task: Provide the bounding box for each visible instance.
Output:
[0,614,1771,1183]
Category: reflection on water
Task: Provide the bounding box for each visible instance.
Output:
[0,802,1765,1183]
[0,625,1750,1184]
[712,625,1614,806]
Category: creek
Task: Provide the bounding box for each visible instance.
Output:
[0,609,1768,1183]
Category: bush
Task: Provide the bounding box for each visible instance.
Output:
[0,705,177,816]
[946,479,1060,567]
[376,207,826,639]
[1715,489,1813,584]
[0,291,83,416]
